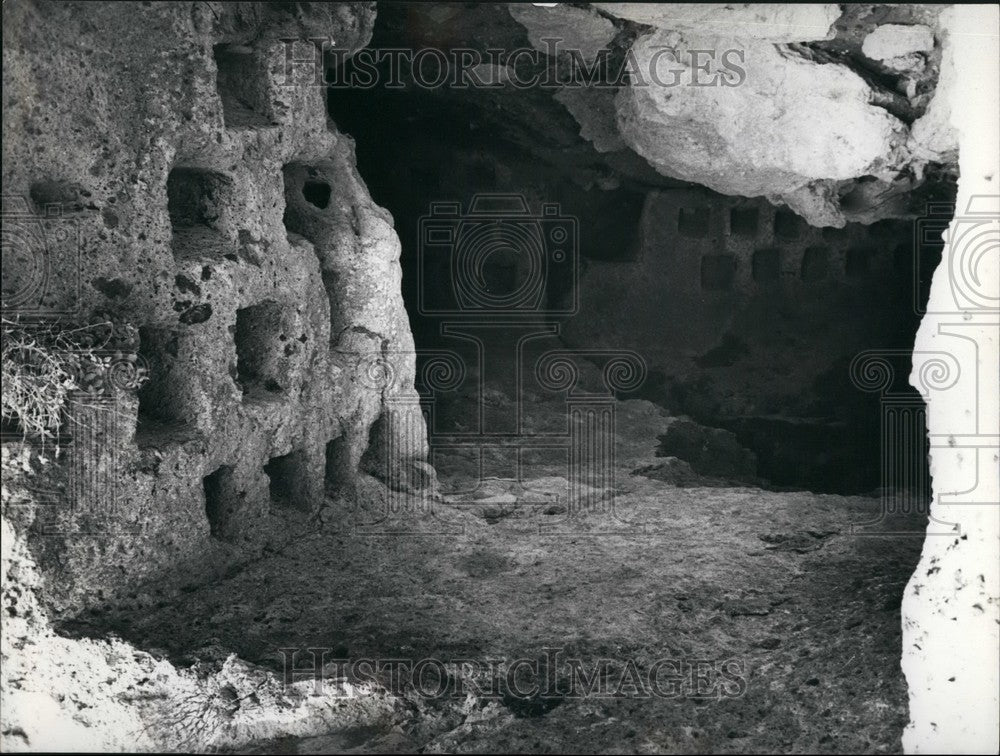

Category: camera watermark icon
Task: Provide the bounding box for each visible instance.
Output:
[277,647,748,701]
[351,193,651,535]
[417,194,578,317]
[1,195,82,317]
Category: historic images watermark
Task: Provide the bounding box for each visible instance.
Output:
[277,647,748,702]
[915,195,1000,316]
[276,38,747,90]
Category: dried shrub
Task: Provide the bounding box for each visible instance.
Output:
[1,318,147,449]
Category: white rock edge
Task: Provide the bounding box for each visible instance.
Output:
[903,5,1000,754]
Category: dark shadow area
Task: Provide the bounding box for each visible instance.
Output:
[326,3,955,496]
[136,325,197,445]
[166,166,235,260]
[203,464,238,541]
[264,448,309,511]
[214,43,274,128]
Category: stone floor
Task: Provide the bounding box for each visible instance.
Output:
[81,400,924,754]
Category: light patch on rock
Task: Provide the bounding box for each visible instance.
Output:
[470,63,514,86]
[592,3,840,43]
[908,21,958,162]
[615,30,907,225]
[0,514,404,752]
[882,52,928,74]
[508,2,617,64]
[412,4,462,25]
[772,182,846,229]
[861,23,935,62]
[554,87,626,153]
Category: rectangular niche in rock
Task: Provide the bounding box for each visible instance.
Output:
[203,464,240,541]
[281,161,347,343]
[136,325,196,445]
[846,246,872,278]
[234,301,287,400]
[325,435,350,491]
[214,44,274,128]
[264,449,310,511]
[167,167,235,260]
[773,209,803,240]
[700,254,737,291]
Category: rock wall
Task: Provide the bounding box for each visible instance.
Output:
[1,0,425,616]
[330,30,949,493]
[560,186,943,492]
[2,2,996,752]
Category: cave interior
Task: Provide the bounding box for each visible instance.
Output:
[0,2,975,753]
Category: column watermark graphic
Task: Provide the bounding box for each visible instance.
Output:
[2,190,150,536]
[1,194,82,318]
[851,195,1000,535]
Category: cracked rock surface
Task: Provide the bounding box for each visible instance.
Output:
[506,2,955,226]
[615,30,906,222]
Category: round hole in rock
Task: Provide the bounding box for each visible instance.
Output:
[302,180,332,209]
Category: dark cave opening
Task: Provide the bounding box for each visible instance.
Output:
[214,43,274,129]
[264,448,310,511]
[203,464,239,542]
[166,166,236,261]
[302,179,332,209]
[325,2,955,497]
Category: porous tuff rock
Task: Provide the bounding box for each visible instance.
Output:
[559,185,930,493]
[590,3,841,43]
[907,18,959,163]
[1,0,424,614]
[614,30,907,226]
